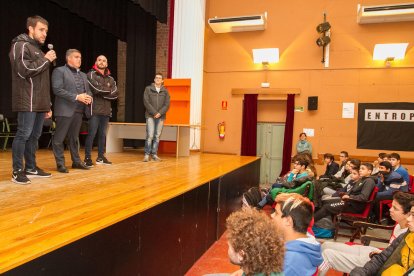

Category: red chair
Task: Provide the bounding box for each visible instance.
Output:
[333,186,378,241]
[378,175,414,222]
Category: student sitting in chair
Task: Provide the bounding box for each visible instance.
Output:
[319,191,413,275]
[256,155,312,209]
[314,163,375,222]
[351,200,414,275]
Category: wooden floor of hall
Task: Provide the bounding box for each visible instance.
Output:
[0,149,258,274]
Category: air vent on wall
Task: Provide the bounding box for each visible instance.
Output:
[208,13,267,33]
[357,3,414,24]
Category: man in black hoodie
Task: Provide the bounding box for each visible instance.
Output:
[84,55,118,167]
[9,15,56,184]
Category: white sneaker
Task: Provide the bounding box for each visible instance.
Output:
[143,155,150,162]
[152,155,162,162]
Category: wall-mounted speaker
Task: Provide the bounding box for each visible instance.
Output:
[308,96,318,111]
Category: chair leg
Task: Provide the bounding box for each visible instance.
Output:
[333,216,339,241]
[379,202,383,222]
[3,136,8,150]
[350,227,359,242]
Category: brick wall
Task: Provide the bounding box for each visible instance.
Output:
[156,0,170,76]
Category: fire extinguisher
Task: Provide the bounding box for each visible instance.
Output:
[218,122,225,139]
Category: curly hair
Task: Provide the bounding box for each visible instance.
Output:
[226,208,284,276]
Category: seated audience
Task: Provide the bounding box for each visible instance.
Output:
[225,208,284,276]
[319,153,340,179]
[372,152,387,175]
[323,159,361,195]
[257,156,312,208]
[319,191,413,275]
[389,152,410,184]
[271,193,323,275]
[314,163,375,222]
[313,159,361,208]
[350,200,414,275]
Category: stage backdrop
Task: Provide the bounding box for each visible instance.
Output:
[357,102,414,151]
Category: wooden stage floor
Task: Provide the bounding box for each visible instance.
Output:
[0,149,258,273]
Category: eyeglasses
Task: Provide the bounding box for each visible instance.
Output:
[293,162,300,165]
[340,155,346,158]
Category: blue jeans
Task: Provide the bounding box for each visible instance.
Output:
[12,111,45,171]
[85,115,109,159]
[144,117,164,155]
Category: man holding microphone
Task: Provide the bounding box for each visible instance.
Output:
[9,15,56,184]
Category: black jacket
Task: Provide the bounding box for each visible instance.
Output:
[320,162,340,179]
[143,84,170,119]
[9,33,51,112]
[341,176,376,213]
[87,67,117,116]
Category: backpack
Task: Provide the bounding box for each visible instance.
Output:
[312,226,334,238]
[312,216,334,238]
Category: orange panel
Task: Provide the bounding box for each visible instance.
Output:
[164,79,191,87]
[158,141,177,154]
[164,78,191,125]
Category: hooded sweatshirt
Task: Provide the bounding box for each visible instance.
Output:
[9,33,51,112]
[86,64,118,116]
[284,236,323,276]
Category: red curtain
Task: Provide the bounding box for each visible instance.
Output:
[280,94,295,176]
[241,94,258,156]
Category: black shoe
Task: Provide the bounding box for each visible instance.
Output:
[84,158,94,168]
[25,167,52,178]
[11,169,31,185]
[96,156,112,165]
[57,165,69,173]
[72,162,90,170]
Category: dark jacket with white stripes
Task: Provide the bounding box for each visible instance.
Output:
[9,33,51,112]
[86,66,118,116]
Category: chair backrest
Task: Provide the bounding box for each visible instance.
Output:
[409,175,414,194]
[360,186,379,218]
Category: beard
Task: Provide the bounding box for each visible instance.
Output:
[33,35,45,46]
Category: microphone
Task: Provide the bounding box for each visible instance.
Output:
[47,44,56,66]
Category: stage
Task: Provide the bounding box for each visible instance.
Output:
[0,149,259,275]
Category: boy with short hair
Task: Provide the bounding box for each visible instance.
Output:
[319,153,340,179]
[389,152,409,184]
[271,194,323,275]
[351,200,414,275]
[319,191,413,275]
